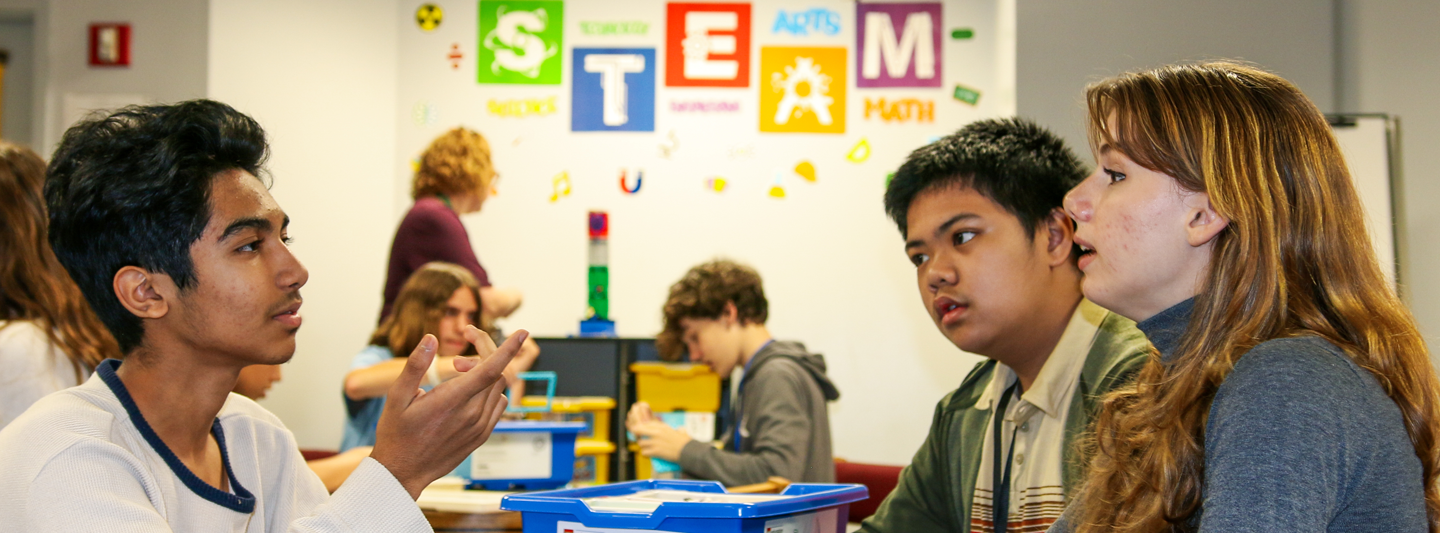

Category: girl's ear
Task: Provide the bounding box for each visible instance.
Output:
[1185,192,1229,247]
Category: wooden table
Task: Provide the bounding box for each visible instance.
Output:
[425,508,522,532]
[418,478,524,532]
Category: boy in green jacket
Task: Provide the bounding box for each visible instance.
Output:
[861,118,1150,533]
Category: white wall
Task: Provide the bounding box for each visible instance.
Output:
[208,0,399,449]
[18,0,1440,461]
[1017,0,1336,154]
[1338,0,1440,359]
[0,15,36,145]
[0,0,45,147]
[40,0,207,153]
[400,0,1014,466]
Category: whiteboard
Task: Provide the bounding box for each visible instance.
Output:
[1329,114,1399,288]
[396,0,1016,464]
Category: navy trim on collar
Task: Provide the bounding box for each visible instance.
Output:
[96,359,256,514]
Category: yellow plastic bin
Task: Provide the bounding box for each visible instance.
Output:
[628,443,649,479]
[573,439,616,485]
[630,362,721,412]
[521,396,616,439]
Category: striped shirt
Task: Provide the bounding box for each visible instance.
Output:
[969,301,1100,533]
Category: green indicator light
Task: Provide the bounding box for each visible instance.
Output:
[951,28,974,39]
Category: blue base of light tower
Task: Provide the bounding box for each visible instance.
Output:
[578,318,616,338]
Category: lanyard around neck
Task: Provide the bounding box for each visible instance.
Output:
[992,379,1023,533]
[731,339,775,452]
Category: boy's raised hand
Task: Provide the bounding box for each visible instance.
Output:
[626,401,659,429]
[370,326,528,499]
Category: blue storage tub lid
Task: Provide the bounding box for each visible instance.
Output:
[492,421,586,433]
[501,480,867,529]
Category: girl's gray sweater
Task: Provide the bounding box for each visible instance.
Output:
[1051,298,1427,532]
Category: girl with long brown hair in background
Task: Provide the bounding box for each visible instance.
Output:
[340,261,536,451]
[0,141,120,429]
[1055,61,1440,532]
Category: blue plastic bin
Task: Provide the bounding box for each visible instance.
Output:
[457,421,585,490]
[501,479,868,533]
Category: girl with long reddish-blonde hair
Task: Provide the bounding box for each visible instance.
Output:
[0,141,120,429]
[1057,61,1440,532]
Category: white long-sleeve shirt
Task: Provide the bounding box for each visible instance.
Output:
[0,320,88,431]
[0,359,431,532]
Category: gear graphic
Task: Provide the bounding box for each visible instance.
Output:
[771,57,833,125]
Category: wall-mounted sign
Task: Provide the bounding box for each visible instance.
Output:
[953,84,981,106]
[488,96,558,118]
[760,47,846,134]
[580,21,650,36]
[478,0,564,84]
[666,3,751,88]
[669,100,741,113]
[88,23,131,67]
[416,4,443,31]
[447,44,464,70]
[856,3,941,88]
[772,8,841,36]
[864,97,935,123]
[572,48,656,132]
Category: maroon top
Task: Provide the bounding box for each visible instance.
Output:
[379,197,490,321]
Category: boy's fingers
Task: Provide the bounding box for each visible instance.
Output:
[441,330,528,399]
[629,422,665,438]
[462,325,484,344]
[387,335,438,410]
[453,356,479,373]
[464,325,501,357]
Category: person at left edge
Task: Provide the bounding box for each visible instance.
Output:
[0,140,121,431]
[0,100,523,531]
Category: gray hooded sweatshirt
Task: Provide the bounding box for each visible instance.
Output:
[677,340,841,486]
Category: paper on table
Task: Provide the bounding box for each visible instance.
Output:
[582,490,791,513]
[417,477,514,514]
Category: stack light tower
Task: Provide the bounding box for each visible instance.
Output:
[580,211,617,337]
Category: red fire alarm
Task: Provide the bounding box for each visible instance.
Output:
[89,23,131,67]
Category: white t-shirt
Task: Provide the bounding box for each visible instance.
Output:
[0,320,88,431]
[0,359,432,532]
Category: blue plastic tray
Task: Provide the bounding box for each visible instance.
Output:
[502,479,868,532]
[458,421,585,491]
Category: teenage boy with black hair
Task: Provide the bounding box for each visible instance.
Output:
[626,259,840,486]
[859,118,1150,533]
[0,100,523,531]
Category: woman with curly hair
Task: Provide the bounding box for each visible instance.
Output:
[1055,61,1440,532]
[0,141,120,429]
[381,127,523,324]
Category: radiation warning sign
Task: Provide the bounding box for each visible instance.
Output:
[416,4,443,31]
